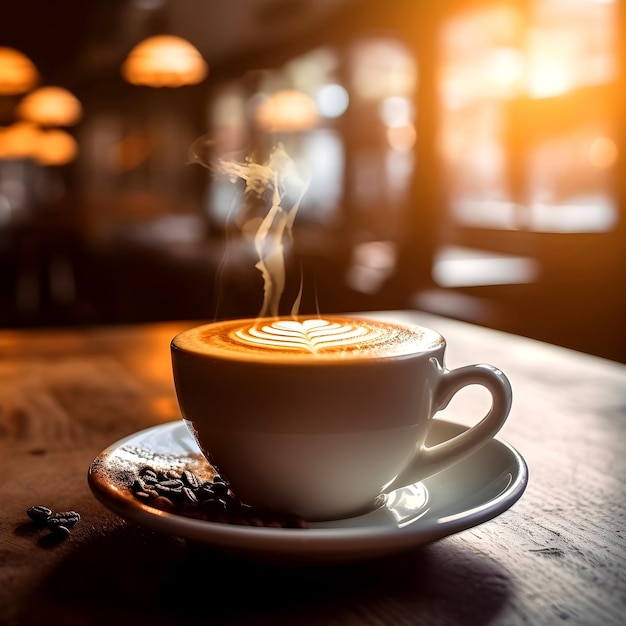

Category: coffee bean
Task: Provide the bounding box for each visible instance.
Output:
[139,467,158,481]
[129,465,309,529]
[211,482,229,497]
[156,479,183,491]
[47,511,80,530]
[182,487,198,504]
[132,478,147,492]
[181,470,200,489]
[49,524,71,538]
[198,483,216,498]
[27,505,52,523]
[163,478,184,488]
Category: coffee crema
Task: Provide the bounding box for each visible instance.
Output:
[173,316,443,361]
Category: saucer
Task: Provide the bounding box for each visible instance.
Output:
[88,420,528,564]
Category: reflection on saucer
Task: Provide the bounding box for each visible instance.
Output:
[384,483,430,528]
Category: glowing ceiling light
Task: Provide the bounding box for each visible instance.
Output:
[16,86,83,126]
[0,123,78,165]
[121,35,208,88]
[33,129,79,166]
[0,47,39,95]
[0,122,42,160]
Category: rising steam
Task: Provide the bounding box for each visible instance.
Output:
[189,137,309,318]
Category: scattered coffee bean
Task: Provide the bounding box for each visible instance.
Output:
[129,465,308,529]
[182,487,198,504]
[139,467,159,483]
[25,506,81,540]
[181,469,200,489]
[211,481,229,497]
[47,511,81,531]
[198,482,216,499]
[155,479,184,494]
[27,505,52,524]
[132,478,147,492]
[49,524,71,538]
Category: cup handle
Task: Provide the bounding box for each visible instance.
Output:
[390,360,513,489]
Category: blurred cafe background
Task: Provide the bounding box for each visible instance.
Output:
[0,0,624,362]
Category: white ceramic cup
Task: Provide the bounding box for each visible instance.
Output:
[171,315,512,521]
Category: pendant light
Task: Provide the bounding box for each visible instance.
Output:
[121,34,208,88]
[16,86,83,126]
[0,122,42,160]
[34,128,79,165]
[0,47,39,95]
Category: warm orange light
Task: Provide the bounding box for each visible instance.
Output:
[386,124,416,152]
[255,90,319,133]
[0,122,42,160]
[485,47,525,97]
[0,123,78,165]
[16,86,83,126]
[0,47,39,95]
[350,40,417,100]
[588,137,618,170]
[33,129,78,165]
[526,29,576,98]
[121,35,208,87]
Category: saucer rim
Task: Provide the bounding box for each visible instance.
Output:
[88,420,528,562]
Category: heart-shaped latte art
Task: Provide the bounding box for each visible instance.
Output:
[232,319,385,353]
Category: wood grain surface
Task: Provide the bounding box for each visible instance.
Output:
[1,312,625,626]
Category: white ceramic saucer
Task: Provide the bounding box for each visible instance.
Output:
[88,420,528,564]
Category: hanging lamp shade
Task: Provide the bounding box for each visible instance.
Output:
[121,35,208,87]
[0,47,39,95]
[34,128,78,166]
[0,123,77,165]
[16,86,83,126]
[0,122,42,160]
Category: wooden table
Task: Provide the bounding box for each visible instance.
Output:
[1,311,624,625]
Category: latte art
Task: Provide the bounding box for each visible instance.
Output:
[172,316,443,362]
[233,319,385,353]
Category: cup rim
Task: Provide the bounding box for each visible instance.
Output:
[171,315,445,364]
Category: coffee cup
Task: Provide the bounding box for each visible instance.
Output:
[171,315,512,521]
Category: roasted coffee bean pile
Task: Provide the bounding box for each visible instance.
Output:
[130,465,308,529]
[26,505,81,538]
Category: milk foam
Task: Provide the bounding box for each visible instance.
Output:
[234,318,385,353]
[173,316,443,361]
